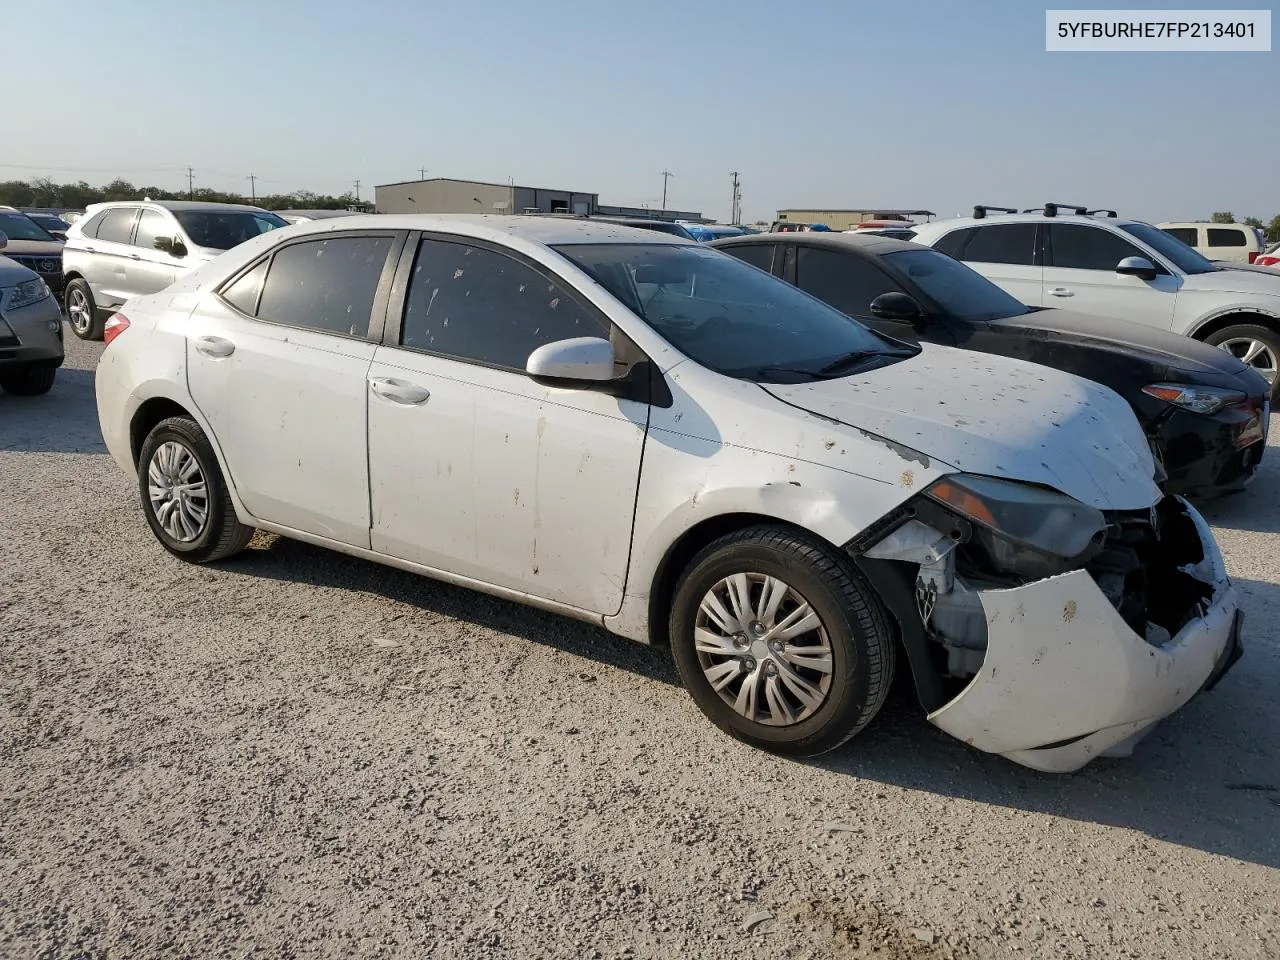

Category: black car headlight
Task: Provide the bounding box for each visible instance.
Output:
[925,473,1107,563]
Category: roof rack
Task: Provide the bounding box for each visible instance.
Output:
[1087,208,1118,218]
[1042,203,1089,218]
[972,205,1017,219]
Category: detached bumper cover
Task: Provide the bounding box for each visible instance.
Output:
[927,501,1240,773]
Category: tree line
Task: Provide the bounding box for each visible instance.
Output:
[1213,211,1280,242]
[0,177,362,212]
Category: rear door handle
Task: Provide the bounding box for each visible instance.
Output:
[1047,287,1074,298]
[370,377,430,405]
[194,335,235,359]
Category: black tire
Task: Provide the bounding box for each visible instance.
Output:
[137,415,255,563]
[1204,323,1280,402]
[669,524,896,757]
[0,367,56,396]
[64,278,104,341]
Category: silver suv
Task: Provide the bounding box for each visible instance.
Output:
[61,200,288,340]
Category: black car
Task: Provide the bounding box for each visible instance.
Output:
[710,232,1270,499]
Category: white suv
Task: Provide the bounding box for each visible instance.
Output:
[1157,221,1267,265]
[911,205,1280,399]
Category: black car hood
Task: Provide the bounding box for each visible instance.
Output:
[989,308,1251,381]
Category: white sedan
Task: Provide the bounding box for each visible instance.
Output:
[94,215,1242,771]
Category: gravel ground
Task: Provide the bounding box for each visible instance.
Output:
[2,333,1278,960]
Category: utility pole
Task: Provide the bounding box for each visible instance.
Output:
[186,166,194,200]
[661,170,673,211]
[729,171,741,225]
[418,167,428,181]
[353,179,361,201]
[247,174,257,202]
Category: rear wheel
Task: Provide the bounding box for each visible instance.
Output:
[65,279,103,341]
[1205,323,1280,401]
[137,416,255,563]
[0,367,56,396]
[669,525,896,757]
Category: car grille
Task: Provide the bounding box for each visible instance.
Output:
[5,254,63,276]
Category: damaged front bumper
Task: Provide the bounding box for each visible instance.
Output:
[926,502,1240,772]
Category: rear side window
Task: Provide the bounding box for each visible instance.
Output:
[722,243,776,273]
[94,208,137,244]
[794,246,902,317]
[77,212,107,238]
[1207,228,1246,248]
[959,223,1037,266]
[1162,227,1198,246]
[931,228,974,259]
[1048,224,1148,271]
[399,238,607,370]
[254,236,392,337]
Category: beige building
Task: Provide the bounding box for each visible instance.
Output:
[776,208,935,230]
[375,177,598,216]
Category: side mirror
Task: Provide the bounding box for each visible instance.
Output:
[0,231,7,249]
[155,236,187,257]
[526,336,617,384]
[869,291,924,321]
[1116,256,1157,280]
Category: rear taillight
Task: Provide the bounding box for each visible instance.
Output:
[1248,251,1259,264]
[1255,255,1280,268]
[103,313,130,346]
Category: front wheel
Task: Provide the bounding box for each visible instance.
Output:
[669,525,896,757]
[137,416,255,563]
[0,367,56,396]
[65,279,104,341]
[1205,323,1280,402]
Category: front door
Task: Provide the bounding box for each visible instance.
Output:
[126,208,184,296]
[367,235,648,615]
[185,232,400,546]
[1043,223,1181,331]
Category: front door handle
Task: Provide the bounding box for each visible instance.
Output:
[370,377,431,405]
[1047,287,1074,298]
[129,254,142,261]
[194,335,235,359]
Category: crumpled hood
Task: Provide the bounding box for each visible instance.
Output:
[763,343,1161,510]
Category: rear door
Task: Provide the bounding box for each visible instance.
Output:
[126,208,184,296]
[82,206,139,308]
[185,230,403,546]
[946,222,1044,306]
[1043,223,1180,330]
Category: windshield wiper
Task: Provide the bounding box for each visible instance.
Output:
[750,366,829,381]
[817,350,882,375]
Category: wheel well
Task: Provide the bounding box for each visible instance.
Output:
[130,398,193,466]
[1190,311,1280,341]
[646,512,808,648]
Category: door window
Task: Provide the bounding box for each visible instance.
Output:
[1162,227,1198,246]
[794,246,903,317]
[399,238,607,370]
[722,243,776,273]
[1048,224,1149,271]
[94,207,138,244]
[253,236,392,337]
[1207,228,1247,248]
[959,223,1037,265]
[931,227,975,259]
[219,260,268,316]
[133,209,175,252]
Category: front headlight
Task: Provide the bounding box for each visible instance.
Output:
[1142,383,1245,416]
[1,277,53,312]
[925,473,1106,560]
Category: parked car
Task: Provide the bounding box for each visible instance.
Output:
[590,217,697,241]
[23,212,72,241]
[683,224,750,242]
[1255,241,1280,269]
[0,233,64,395]
[769,222,833,233]
[95,215,1241,773]
[910,205,1280,401]
[711,231,1269,499]
[1158,221,1268,265]
[0,210,66,296]
[844,227,919,241]
[276,209,360,224]
[61,200,288,340]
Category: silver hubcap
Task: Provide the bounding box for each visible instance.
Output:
[67,289,91,333]
[147,441,209,542]
[695,573,833,727]
[1218,337,1278,384]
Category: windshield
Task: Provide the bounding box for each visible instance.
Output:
[554,242,910,381]
[884,248,1030,322]
[28,214,69,232]
[1120,222,1218,275]
[0,213,56,242]
[174,210,288,250]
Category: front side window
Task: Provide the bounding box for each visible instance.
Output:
[884,249,1029,322]
[1207,228,1247,248]
[959,223,1037,266]
[1118,222,1217,274]
[93,207,137,244]
[254,236,392,337]
[554,242,908,381]
[400,239,607,369]
[1048,224,1148,271]
[174,210,287,250]
[133,209,175,251]
[795,246,903,317]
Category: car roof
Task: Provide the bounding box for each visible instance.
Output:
[915,213,1144,235]
[286,213,693,246]
[710,231,921,256]
[83,199,274,214]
